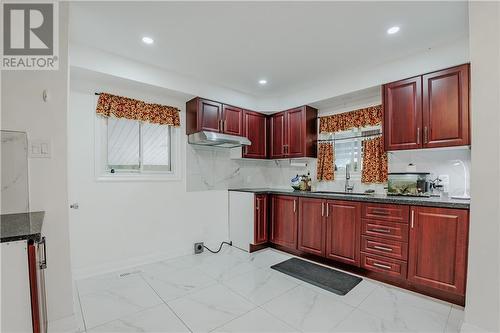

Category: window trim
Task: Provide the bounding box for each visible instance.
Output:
[94,115,181,182]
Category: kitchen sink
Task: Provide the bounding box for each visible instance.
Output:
[312,191,373,196]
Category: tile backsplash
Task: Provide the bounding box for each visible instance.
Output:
[186,143,471,197]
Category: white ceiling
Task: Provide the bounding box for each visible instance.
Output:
[69,1,468,99]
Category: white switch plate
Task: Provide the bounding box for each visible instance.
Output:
[439,174,450,192]
[29,140,51,158]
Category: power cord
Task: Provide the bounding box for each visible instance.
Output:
[203,241,232,254]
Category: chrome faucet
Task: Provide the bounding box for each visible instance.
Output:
[345,164,354,193]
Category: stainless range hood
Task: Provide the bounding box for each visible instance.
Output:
[188,131,251,148]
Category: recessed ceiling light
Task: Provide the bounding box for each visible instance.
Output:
[387,26,400,35]
[258,79,267,85]
[142,36,154,45]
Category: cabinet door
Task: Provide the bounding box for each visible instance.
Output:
[408,207,469,295]
[422,64,470,148]
[199,99,223,133]
[254,195,268,245]
[384,77,423,151]
[325,200,361,266]
[298,198,325,256]
[286,107,305,157]
[222,105,243,136]
[270,112,287,158]
[270,195,298,249]
[243,111,267,158]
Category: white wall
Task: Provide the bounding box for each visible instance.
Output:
[0,3,74,323]
[68,75,229,278]
[463,2,500,332]
[70,38,470,113]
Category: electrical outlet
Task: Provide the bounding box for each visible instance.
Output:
[194,242,204,254]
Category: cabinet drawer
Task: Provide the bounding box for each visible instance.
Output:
[361,253,407,280]
[362,203,409,223]
[361,236,408,261]
[362,219,408,242]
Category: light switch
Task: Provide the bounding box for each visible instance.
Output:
[29,140,51,158]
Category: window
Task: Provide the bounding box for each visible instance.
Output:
[319,125,381,177]
[106,117,171,173]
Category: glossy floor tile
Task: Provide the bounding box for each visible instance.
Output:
[74,247,462,333]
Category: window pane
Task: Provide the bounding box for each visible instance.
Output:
[142,123,170,171]
[107,117,140,170]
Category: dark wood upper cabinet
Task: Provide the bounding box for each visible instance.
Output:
[270,111,287,158]
[270,195,298,250]
[325,200,361,266]
[270,106,317,159]
[422,64,470,148]
[383,64,470,151]
[222,104,243,136]
[254,194,268,245]
[186,97,223,134]
[408,206,469,295]
[243,110,267,159]
[383,76,423,151]
[298,198,326,256]
[186,98,243,136]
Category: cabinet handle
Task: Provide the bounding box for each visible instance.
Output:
[373,262,392,270]
[371,228,391,234]
[326,203,329,217]
[321,202,324,217]
[39,237,47,269]
[411,210,415,228]
[417,127,420,144]
[293,199,296,213]
[373,245,393,252]
[372,209,390,216]
[256,200,260,211]
[424,127,428,144]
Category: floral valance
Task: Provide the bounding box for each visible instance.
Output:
[319,105,382,133]
[96,93,181,127]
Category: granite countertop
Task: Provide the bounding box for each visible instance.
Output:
[228,188,470,209]
[1,211,45,243]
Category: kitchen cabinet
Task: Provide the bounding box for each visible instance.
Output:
[383,64,470,151]
[298,197,325,256]
[408,206,469,295]
[186,97,243,136]
[222,104,243,136]
[422,64,470,148]
[325,200,361,266]
[271,195,298,249]
[270,106,317,158]
[243,110,267,159]
[270,112,286,158]
[383,76,423,151]
[254,194,268,245]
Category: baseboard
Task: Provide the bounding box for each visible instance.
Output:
[71,246,192,280]
[71,239,228,280]
[460,322,496,333]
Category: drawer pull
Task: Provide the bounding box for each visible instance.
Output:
[373,262,392,270]
[372,209,391,216]
[371,228,391,233]
[372,245,393,252]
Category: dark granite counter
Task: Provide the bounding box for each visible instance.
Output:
[229,188,470,209]
[1,211,45,243]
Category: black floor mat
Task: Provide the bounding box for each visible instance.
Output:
[271,257,362,296]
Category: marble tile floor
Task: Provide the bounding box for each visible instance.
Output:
[72,247,464,333]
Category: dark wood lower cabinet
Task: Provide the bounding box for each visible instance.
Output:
[408,206,469,295]
[298,198,325,256]
[325,200,361,266]
[267,196,469,305]
[254,195,268,245]
[270,195,298,249]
